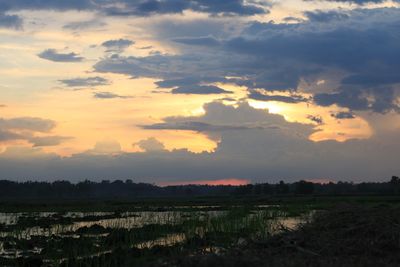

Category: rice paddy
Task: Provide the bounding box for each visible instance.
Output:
[0,203,310,267]
[0,196,398,267]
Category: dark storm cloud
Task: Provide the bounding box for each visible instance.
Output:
[306,0,397,4]
[94,54,176,78]
[93,92,133,99]
[283,16,304,23]
[156,77,227,88]
[173,36,220,46]
[324,0,393,4]
[150,19,234,40]
[342,73,400,86]
[171,85,232,95]
[314,90,369,111]
[122,0,189,15]
[188,0,267,16]
[59,77,110,87]
[331,111,355,119]
[38,49,84,62]
[101,39,135,52]
[314,87,398,113]
[0,0,268,16]
[248,91,309,103]
[307,115,324,125]
[104,0,268,16]
[227,10,400,112]
[304,10,349,22]
[63,19,106,30]
[0,12,22,29]
[226,22,398,74]
[94,53,237,91]
[96,8,400,113]
[0,0,94,12]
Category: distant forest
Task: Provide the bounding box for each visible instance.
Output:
[0,176,399,200]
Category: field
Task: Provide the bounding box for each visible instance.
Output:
[0,195,399,267]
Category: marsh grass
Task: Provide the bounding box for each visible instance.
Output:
[2,201,398,267]
[0,204,303,267]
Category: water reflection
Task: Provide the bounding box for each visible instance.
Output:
[0,206,309,262]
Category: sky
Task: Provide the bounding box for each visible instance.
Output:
[0,0,399,184]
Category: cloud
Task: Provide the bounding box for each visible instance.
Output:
[248,91,309,103]
[141,101,315,139]
[89,140,122,155]
[101,38,134,52]
[172,36,220,46]
[93,92,133,99]
[0,117,71,147]
[323,0,390,4]
[0,12,23,29]
[1,2,400,185]
[94,8,400,113]
[171,85,232,94]
[135,137,166,152]
[341,73,400,87]
[142,121,252,132]
[0,117,56,132]
[156,77,227,88]
[0,0,95,12]
[0,130,23,142]
[313,87,398,113]
[304,10,349,22]
[148,18,234,40]
[307,115,324,125]
[38,49,84,62]
[0,102,399,182]
[29,136,73,147]
[63,19,106,30]
[104,0,268,16]
[59,77,110,87]
[225,10,400,112]
[94,54,172,78]
[331,111,356,119]
[0,0,268,17]
[0,146,55,159]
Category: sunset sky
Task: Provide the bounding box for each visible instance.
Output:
[0,0,399,184]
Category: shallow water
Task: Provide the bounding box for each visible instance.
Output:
[0,206,307,263]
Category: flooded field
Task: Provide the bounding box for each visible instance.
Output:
[0,205,309,266]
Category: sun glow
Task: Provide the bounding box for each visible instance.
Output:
[248,100,286,115]
[158,178,250,187]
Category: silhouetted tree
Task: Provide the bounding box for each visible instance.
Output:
[295,180,314,195]
[276,181,289,194]
[390,176,400,194]
[0,176,398,199]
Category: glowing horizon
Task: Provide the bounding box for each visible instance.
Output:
[157,178,250,187]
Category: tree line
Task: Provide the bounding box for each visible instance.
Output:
[0,176,398,200]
